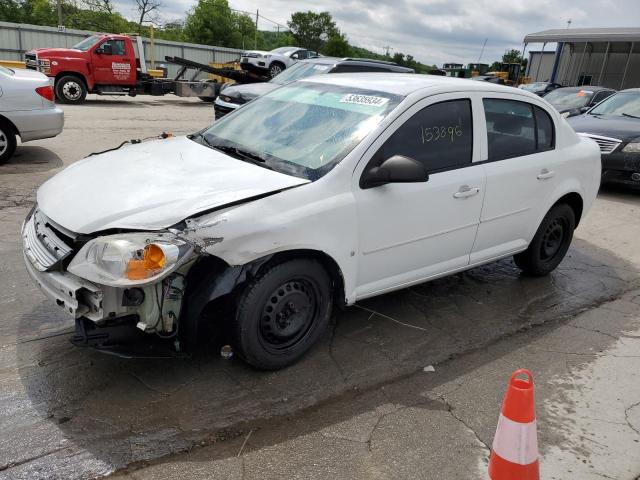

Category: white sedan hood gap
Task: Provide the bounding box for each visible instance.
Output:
[37,136,309,234]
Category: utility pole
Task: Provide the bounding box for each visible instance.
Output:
[57,0,63,27]
[383,45,392,56]
[255,9,259,49]
[477,38,488,63]
[566,19,572,29]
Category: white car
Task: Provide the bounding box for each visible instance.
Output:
[0,65,64,163]
[240,46,318,78]
[23,74,600,369]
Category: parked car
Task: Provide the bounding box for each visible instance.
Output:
[544,86,616,118]
[215,57,414,119]
[240,46,318,78]
[471,75,506,85]
[23,74,600,369]
[568,89,640,187]
[0,65,64,164]
[518,82,563,96]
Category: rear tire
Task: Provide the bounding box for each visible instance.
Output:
[55,75,87,104]
[514,203,575,276]
[0,121,17,165]
[232,259,332,370]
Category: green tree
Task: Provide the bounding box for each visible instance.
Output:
[287,11,337,52]
[0,0,24,22]
[323,32,350,57]
[184,0,253,48]
[502,49,523,64]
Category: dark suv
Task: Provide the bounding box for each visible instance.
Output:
[214,57,414,119]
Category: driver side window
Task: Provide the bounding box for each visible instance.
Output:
[373,99,473,173]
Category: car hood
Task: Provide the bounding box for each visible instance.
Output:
[242,50,269,55]
[37,136,309,234]
[567,114,640,142]
[29,48,83,58]
[222,82,278,102]
[9,68,49,82]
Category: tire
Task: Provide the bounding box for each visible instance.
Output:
[0,121,17,165]
[233,259,333,370]
[269,62,285,78]
[55,75,87,104]
[514,203,575,276]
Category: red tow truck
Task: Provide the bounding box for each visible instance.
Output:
[25,33,268,104]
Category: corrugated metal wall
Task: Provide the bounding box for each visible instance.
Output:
[0,21,242,78]
[531,41,640,89]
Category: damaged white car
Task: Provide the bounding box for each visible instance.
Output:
[23,74,601,369]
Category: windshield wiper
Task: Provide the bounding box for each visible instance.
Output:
[188,131,215,148]
[212,145,274,170]
[622,112,640,119]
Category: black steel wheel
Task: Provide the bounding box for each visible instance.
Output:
[55,75,87,104]
[233,259,332,370]
[514,203,576,276]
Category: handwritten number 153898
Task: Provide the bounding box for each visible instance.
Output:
[421,125,463,144]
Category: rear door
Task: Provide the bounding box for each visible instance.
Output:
[353,93,487,298]
[91,38,135,86]
[471,96,559,263]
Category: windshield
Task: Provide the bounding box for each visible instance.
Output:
[0,65,14,75]
[71,35,102,52]
[271,62,332,85]
[520,82,547,91]
[200,82,403,180]
[272,47,296,54]
[589,92,640,117]
[544,89,592,108]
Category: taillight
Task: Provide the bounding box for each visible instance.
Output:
[35,86,55,102]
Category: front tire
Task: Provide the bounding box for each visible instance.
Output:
[233,259,333,370]
[269,62,285,78]
[514,203,575,276]
[0,121,17,164]
[55,75,87,104]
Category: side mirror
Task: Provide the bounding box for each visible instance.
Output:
[361,155,429,189]
[96,44,112,55]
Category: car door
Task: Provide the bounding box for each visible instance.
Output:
[91,38,135,85]
[353,93,486,299]
[471,96,559,264]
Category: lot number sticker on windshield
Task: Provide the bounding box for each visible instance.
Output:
[340,94,389,107]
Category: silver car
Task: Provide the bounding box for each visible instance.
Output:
[0,65,64,164]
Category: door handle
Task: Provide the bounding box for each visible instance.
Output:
[453,185,480,199]
[537,168,555,180]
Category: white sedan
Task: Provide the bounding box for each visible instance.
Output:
[0,65,64,163]
[23,74,600,369]
[240,46,318,78]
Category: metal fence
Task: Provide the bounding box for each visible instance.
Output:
[0,21,243,78]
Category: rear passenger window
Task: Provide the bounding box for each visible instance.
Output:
[375,99,473,173]
[483,99,555,160]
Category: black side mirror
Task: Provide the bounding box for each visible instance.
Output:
[361,155,429,189]
[96,43,112,55]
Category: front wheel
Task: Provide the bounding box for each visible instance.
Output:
[55,75,87,104]
[269,62,285,78]
[233,259,333,370]
[0,121,17,164]
[514,203,575,276]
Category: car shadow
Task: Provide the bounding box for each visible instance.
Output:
[75,97,213,108]
[7,187,640,479]
[0,145,63,174]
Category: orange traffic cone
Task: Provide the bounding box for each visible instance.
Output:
[488,369,540,480]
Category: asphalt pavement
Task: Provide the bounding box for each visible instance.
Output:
[0,95,639,480]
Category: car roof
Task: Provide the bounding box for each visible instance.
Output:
[299,73,520,96]
[300,57,413,73]
[553,86,612,92]
[620,88,640,93]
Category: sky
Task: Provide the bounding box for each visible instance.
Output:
[113,0,640,67]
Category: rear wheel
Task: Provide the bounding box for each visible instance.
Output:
[514,203,575,276]
[55,75,87,104]
[0,121,17,165]
[233,259,332,370]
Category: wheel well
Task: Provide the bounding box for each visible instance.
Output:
[270,60,285,68]
[257,249,346,306]
[55,72,87,87]
[0,115,19,136]
[554,192,583,227]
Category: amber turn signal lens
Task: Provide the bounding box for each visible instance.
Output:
[126,244,166,280]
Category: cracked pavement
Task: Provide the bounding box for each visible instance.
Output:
[0,95,639,479]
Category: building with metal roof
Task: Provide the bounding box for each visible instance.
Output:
[523,27,640,89]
